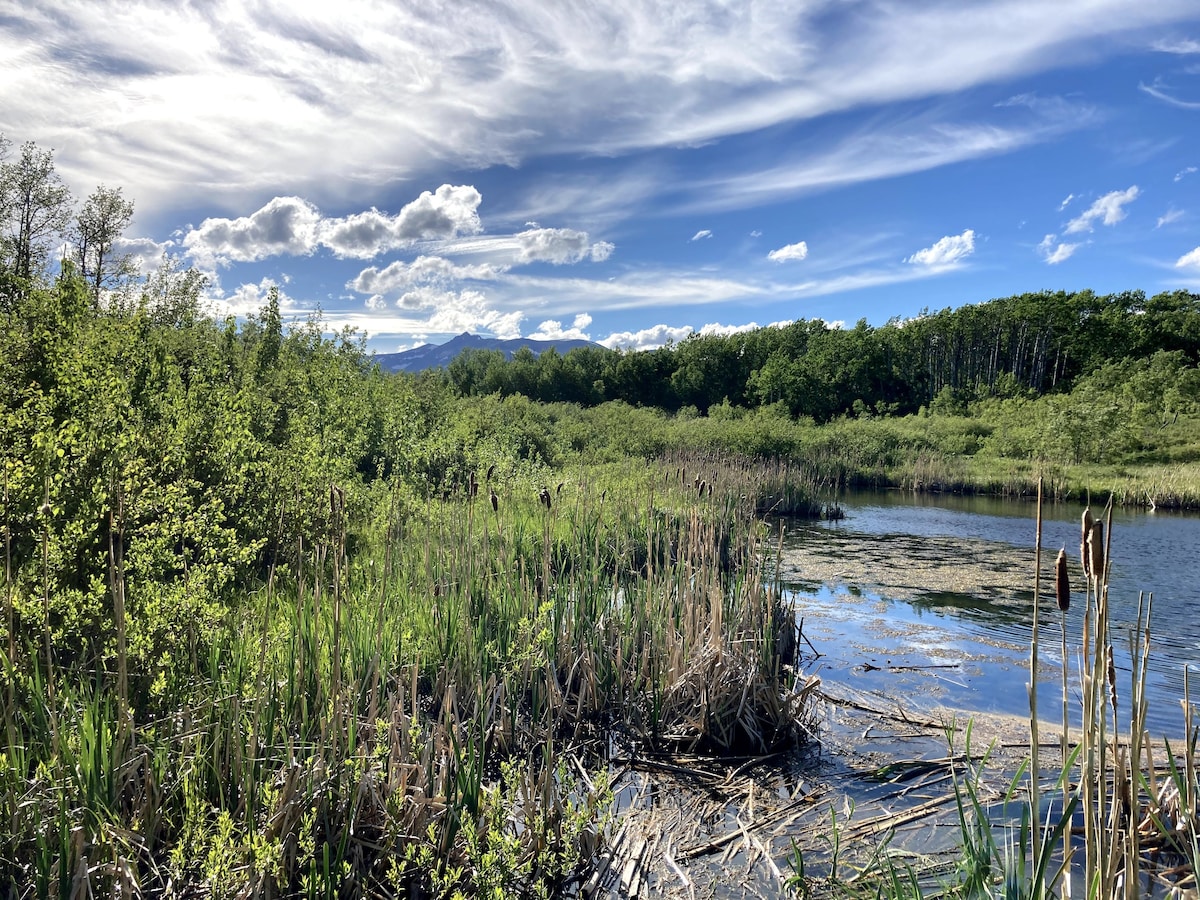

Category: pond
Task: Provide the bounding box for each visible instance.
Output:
[777,489,1200,739]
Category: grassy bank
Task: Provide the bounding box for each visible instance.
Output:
[1,453,820,897]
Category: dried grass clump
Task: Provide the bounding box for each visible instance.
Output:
[658,642,818,754]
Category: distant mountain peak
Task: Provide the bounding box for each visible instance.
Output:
[374,332,604,373]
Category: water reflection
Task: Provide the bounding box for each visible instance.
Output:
[779,489,1200,738]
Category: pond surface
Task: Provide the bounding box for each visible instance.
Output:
[778,489,1200,739]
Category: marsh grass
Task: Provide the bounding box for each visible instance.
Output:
[0,452,817,897]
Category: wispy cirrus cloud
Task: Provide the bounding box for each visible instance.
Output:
[1139,78,1200,109]
[6,0,1193,220]
[1157,208,1185,228]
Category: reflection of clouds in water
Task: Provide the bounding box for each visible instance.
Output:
[783,493,1198,738]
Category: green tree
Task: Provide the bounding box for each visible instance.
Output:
[73,185,136,305]
[0,139,72,289]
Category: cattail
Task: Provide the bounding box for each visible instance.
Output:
[538,487,552,510]
[697,479,706,498]
[1055,548,1070,612]
[486,464,495,482]
[38,500,52,519]
[1088,521,1105,581]
[1081,507,1093,577]
[489,488,498,512]
[556,481,564,495]
[469,471,478,498]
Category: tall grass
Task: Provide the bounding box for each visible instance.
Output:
[0,453,817,897]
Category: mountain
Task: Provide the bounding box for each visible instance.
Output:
[373,332,605,373]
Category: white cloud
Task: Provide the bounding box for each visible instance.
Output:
[1176,166,1198,182]
[514,227,593,264]
[1058,194,1075,210]
[601,324,695,351]
[349,255,503,295]
[1064,186,1140,234]
[749,230,762,237]
[528,312,593,341]
[767,240,808,262]
[1176,247,1200,268]
[702,321,788,337]
[7,0,1197,225]
[209,277,300,318]
[590,241,615,262]
[907,229,975,267]
[1037,233,1081,264]
[392,286,524,339]
[690,230,713,241]
[183,196,321,267]
[1139,79,1200,109]
[1157,208,1185,228]
[114,236,175,273]
[1154,38,1200,54]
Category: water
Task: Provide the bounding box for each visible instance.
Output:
[778,489,1200,738]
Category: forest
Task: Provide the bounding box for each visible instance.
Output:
[4,135,1200,896]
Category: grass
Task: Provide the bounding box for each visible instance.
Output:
[0,452,818,897]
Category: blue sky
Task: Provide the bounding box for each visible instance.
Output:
[3,1,1200,352]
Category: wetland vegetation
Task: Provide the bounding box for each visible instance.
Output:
[2,137,1199,896]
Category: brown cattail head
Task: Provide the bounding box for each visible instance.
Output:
[1055,548,1070,612]
[539,487,552,510]
[1088,521,1105,582]
[489,489,498,512]
[486,464,495,482]
[556,481,564,495]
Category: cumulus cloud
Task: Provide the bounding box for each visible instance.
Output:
[514,227,593,264]
[590,241,615,262]
[601,324,694,351]
[1176,247,1200,268]
[209,277,299,318]
[690,230,713,241]
[392,285,523,339]
[114,236,175,273]
[1157,208,1184,228]
[767,240,808,262]
[1064,186,1140,233]
[183,196,321,267]
[1038,233,1080,264]
[183,185,483,266]
[906,229,975,267]
[528,313,593,341]
[349,255,503,295]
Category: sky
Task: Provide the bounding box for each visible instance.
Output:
[3,1,1200,353]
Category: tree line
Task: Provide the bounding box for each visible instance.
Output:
[439,289,1200,421]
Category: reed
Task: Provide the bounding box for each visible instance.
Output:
[0,452,819,896]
